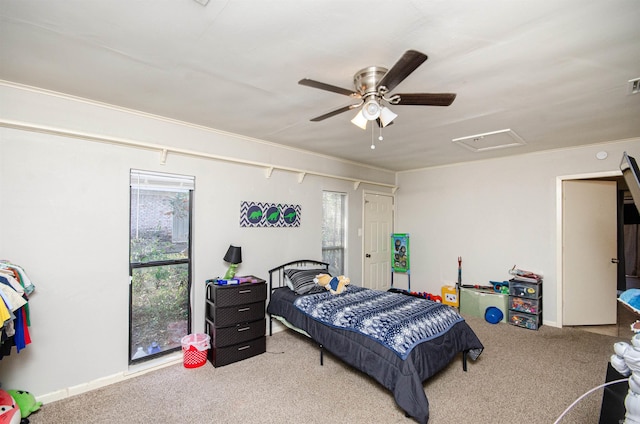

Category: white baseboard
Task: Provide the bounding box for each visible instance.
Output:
[37,353,182,404]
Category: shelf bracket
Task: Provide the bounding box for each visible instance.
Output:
[297,172,306,183]
[159,149,168,165]
[353,181,361,190]
[265,167,274,178]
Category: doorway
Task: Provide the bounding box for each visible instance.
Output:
[560,173,640,335]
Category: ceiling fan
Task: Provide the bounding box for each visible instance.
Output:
[299,50,457,131]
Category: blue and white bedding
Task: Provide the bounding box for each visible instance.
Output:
[267,260,484,424]
[294,285,465,360]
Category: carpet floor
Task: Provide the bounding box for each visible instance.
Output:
[28,315,628,423]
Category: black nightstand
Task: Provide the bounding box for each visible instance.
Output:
[205,276,267,367]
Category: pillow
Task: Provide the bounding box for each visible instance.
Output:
[284,268,329,295]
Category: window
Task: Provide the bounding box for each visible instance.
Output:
[322,191,347,275]
[129,170,194,363]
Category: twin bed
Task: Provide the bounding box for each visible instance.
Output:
[266,259,484,424]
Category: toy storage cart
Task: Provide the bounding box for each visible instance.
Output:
[508,279,543,330]
[460,287,508,323]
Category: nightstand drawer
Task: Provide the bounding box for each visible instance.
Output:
[207,300,265,327]
[207,318,265,347]
[210,336,266,367]
[208,281,267,307]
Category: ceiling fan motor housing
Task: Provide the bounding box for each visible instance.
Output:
[354,66,388,96]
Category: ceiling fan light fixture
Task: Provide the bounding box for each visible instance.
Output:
[351,110,368,130]
[379,106,397,127]
[361,99,381,120]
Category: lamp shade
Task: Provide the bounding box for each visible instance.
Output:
[223,245,242,264]
[379,106,397,127]
[350,110,368,130]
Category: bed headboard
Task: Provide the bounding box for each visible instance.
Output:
[268,259,329,293]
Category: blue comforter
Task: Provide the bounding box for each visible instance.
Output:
[294,285,465,360]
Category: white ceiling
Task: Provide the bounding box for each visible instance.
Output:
[1,0,639,171]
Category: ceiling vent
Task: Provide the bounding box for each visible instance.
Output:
[452,129,526,152]
[629,78,640,95]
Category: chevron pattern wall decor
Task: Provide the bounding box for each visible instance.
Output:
[240,201,301,228]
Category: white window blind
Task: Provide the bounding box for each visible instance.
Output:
[130,169,195,192]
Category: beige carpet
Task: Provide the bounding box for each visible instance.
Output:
[29,315,628,424]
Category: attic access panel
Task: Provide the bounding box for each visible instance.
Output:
[452,129,526,152]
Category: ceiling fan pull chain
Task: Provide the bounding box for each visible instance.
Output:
[371,123,376,150]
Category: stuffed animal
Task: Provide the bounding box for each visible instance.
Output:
[6,391,41,419]
[611,332,640,423]
[314,274,350,295]
[0,389,21,424]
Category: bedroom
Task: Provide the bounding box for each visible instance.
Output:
[1,1,640,422]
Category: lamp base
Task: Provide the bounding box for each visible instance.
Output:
[223,264,239,280]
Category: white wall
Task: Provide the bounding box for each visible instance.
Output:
[395,139,640,327]
[0,83,394,399]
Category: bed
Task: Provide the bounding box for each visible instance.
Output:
[266,259,484,424]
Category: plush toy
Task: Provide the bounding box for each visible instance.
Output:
[0,389,21,424]
[314,274,350,295]
[611,330,640,424]
[6,391,41,419]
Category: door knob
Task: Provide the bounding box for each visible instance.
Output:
[365,254,371,258]
[611,258,620,263]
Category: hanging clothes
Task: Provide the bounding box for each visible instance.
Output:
[0,260,35,358]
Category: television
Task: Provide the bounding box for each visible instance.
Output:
[620,151,640,215]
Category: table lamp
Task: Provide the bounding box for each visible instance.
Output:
[222,245,242,279]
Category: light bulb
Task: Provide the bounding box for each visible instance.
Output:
[362,100,381,120]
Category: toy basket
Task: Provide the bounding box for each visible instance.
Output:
[181,333,211,368]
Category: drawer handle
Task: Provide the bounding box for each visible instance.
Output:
[238,307,250,312]
[239,290,252,294]
[238,345,250,351]
[237,327,250,332]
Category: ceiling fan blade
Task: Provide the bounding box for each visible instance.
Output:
[299,78,359,97]
[376,50,428,92]
[310,104,359,122]
[394,93,457,106]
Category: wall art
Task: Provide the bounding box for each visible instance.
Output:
[240,201,301,228]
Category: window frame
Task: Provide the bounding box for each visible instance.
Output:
[128,170,194,364]
[322,190,347,276]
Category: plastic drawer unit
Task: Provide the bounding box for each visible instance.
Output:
[205,277,267,367]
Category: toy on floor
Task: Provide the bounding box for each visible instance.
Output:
[6,391,41,420]
[0,389,21,424]
[410,291,442,303]
[314,274,350,295]
[441,285,458,306]
[610,322,640,424]
[484,306,503,324]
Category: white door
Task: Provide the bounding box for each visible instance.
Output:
[363,193,393,290]
[563,180,618,325]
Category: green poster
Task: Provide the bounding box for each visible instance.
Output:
[391,233,410,273]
